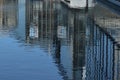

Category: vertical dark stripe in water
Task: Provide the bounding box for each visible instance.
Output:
[99,29,101,80]
[106,33,108,80]
[103,33,107,80]
[85,16,116,80]
[117,48,120,80]
[112,42,115,80]
[112,40,115,80]
[101,32,104,80]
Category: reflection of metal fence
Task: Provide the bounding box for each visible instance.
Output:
[115,47,120,80]
[86,18,120,80]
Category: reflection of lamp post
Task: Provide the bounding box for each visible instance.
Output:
[85,0,88,13]
[86,0,88,5]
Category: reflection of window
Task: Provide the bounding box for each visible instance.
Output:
[40,2,43,11]
[29,24,39,38]
[33,1,41,11]
[57,26,67,38]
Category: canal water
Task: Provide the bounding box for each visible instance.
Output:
[0,0,119,80]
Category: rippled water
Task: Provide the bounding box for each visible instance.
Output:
[0,0,119,80]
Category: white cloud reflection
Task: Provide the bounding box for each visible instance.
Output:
[70,0,94,8]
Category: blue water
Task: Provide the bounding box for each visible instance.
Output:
[0,35,63,80]
[0,0,63,80]
[0,0,118,80]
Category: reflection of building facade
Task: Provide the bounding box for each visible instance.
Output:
[58,2,118,80]
[25,0,60,54]
[0,0,18,28]
[53,2,86,80]
[26,0,60,40]
[0,0,118,80]
[25,1,86,80]
[0,0,3,25]
[25,1,118,80]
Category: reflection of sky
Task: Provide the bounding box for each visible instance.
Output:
[0,36,62,80]
[70,0,86,7]
[14,0,25,40]
[0,0,63,80]
[70,0,94,7]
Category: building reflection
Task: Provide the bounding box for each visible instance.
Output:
[25,0,59,52]
[25,0,86,80]
[0,0,118,80]
[25,0,117,80]
[26,0,60,40]
[0,0,18,29]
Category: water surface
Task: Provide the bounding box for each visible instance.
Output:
[0,0,119,80]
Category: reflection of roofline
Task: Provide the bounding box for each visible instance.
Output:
[107,0,120,6]
[96,0,120,15]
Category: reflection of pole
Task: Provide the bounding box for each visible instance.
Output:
[50,0,53,38]
[118,49,120,80]
[55,38,61,58]
[85,0,88,13]
[26,0,31,42]
[45,0,47,37]
[2,0,5,26]
[53,35,61,63]
[116,47,120,80]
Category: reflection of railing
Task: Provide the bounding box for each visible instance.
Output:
[108,0,120,6]
[115,47,120,80]
[86,17,119,80]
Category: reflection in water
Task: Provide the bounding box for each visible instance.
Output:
[86,17,115,80]
[88,3,120,80]
[0,0,18,28]
[0,0,119,80]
